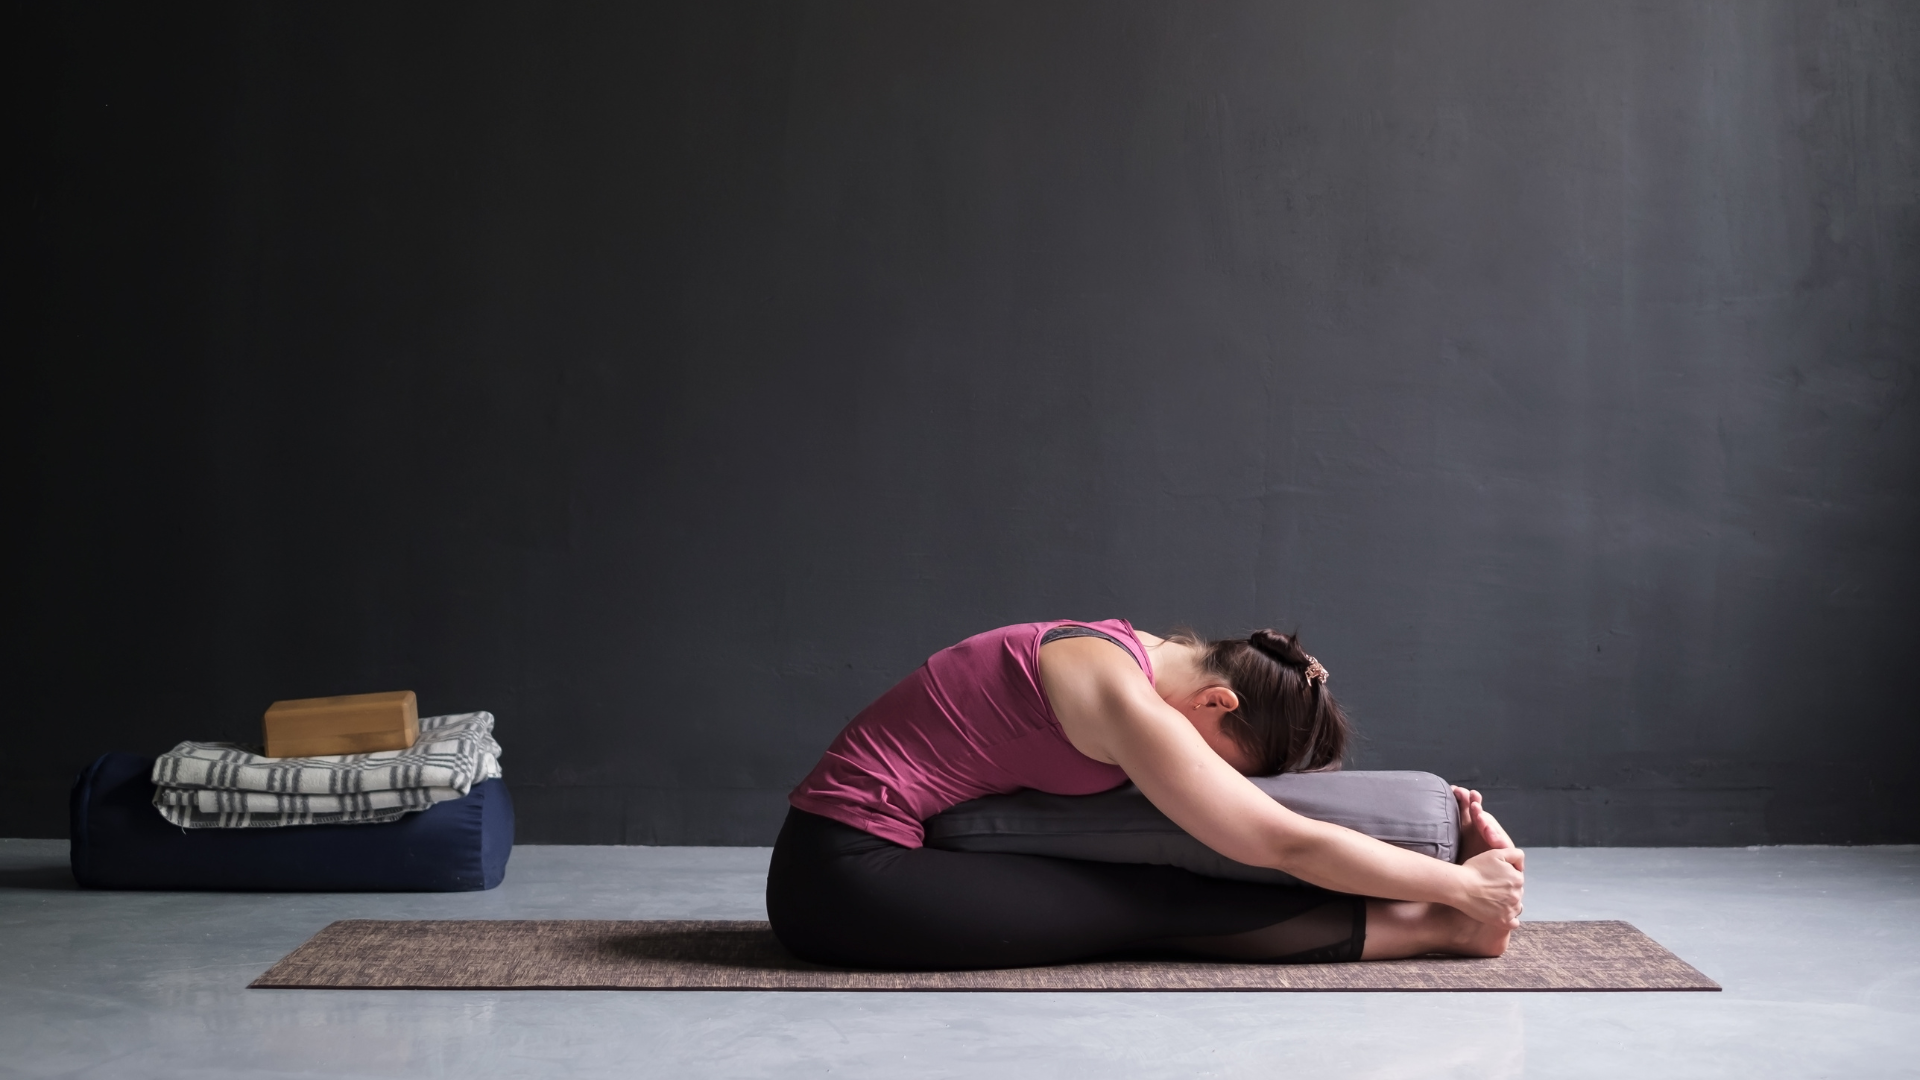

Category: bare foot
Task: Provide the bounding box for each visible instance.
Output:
[1476,808,1514,849]
[1452,786,1515,861]
[1444,906,1513,958]
[1361,900,1513,960]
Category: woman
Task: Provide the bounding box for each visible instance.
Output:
[768,619,1523,970]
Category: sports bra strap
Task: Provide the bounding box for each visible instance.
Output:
[1039,625,1145,672]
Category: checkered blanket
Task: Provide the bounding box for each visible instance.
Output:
[150,711,503,828]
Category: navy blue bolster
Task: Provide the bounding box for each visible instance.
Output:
[69,752,513,891]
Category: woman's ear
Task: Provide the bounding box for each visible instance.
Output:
[1199,686,1240,713]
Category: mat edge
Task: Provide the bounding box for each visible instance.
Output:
[248,982,1723,993]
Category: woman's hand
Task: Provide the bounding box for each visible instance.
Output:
[1452,847,1526,927]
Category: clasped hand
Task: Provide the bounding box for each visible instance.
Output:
[1456,848,1526,927]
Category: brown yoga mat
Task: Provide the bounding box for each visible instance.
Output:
[252,919,1719,992]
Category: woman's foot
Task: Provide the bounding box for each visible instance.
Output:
[1441,903,1515,958]
[1361,900,1513,960]
[1452,785,1515,861]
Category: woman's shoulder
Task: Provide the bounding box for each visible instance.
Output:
[1033,619,1155,681]
[941,618,1131,648]
[929,619,1143,672]
[930,619,1155,676]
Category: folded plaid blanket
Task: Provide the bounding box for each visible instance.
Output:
[150,711,502,828]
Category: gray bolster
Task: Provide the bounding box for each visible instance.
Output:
[922,770,1459,886]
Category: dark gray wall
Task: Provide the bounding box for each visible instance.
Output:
[15,1,1918,845]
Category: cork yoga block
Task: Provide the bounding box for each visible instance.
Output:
[263,691,420,758]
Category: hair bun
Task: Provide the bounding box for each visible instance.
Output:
[1248,629,1301,664]
[1249,628,1329,686]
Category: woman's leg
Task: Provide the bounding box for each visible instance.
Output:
[767,808,1364,969]
[1164,897,1512,961]
[1361,900,1511,959]
[1161,894,1367,963]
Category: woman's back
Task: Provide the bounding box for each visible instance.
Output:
[787,619,1146,846]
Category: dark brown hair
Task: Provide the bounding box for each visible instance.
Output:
[1172,627,1352,775]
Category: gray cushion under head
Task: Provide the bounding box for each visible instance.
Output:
[922,771,1459,886]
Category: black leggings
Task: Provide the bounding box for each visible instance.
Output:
[766,807,1366,970]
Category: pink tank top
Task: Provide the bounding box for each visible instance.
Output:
[788,619,1148,847]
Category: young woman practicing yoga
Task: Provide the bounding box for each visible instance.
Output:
[768,619,1524,970]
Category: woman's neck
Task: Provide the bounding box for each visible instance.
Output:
[1142,634,1205,701]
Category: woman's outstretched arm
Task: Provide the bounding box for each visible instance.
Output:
[1040,636,1525,927]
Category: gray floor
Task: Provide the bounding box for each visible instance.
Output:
[1,842,1915,1080]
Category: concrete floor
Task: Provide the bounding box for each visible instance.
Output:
[1,842,1915,1079]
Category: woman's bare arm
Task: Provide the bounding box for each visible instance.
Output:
[1039,636,1524,925]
